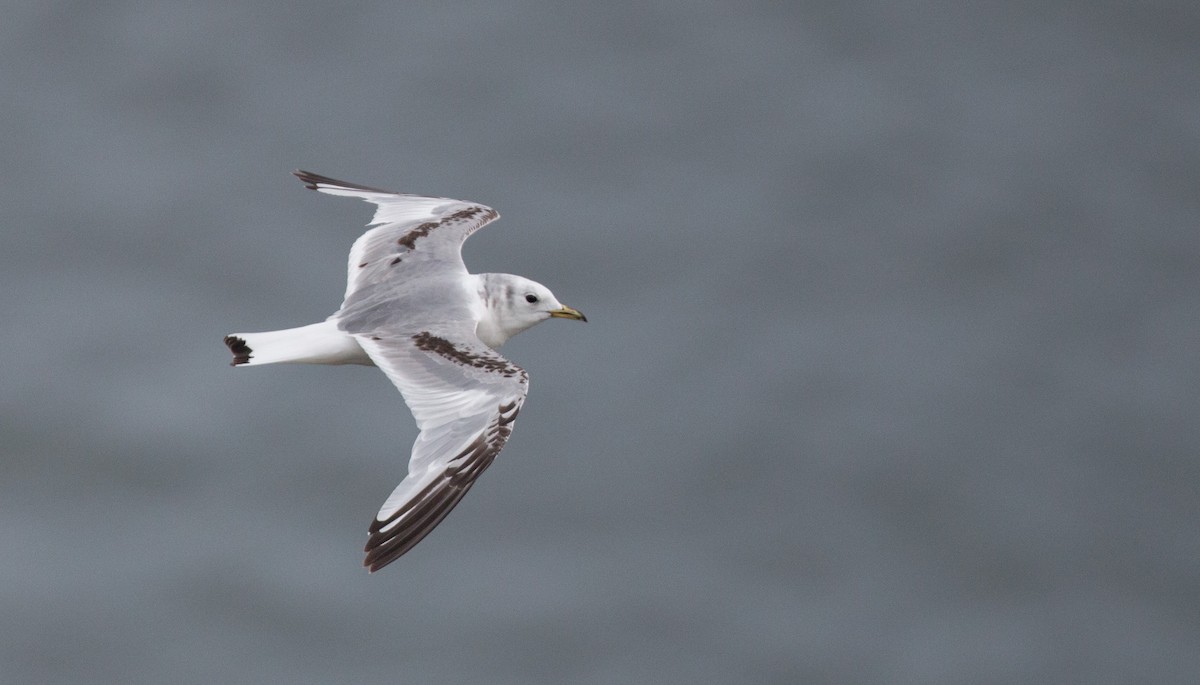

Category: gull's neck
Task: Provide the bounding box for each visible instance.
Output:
[471,273,517,349]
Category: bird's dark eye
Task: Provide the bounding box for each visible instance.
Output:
[525,294,539,303]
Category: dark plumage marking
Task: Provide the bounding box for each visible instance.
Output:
[362,404,517,572]
[461,207,498,222]
[396,206,498,250]
[411,331,521,376]
[497,400,521,426]
[359,261,369,268]
[389,256,402,266]
[224,335,252,366]
[397,221,440,249]
[447,206,483,221]
[293,170,391,193]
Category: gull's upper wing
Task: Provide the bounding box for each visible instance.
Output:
[351,327,528,572]
[293,170,499,301]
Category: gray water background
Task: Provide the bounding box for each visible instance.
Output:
[2,2,1198,683]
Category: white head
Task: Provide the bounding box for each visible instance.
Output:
[475,273,586,348]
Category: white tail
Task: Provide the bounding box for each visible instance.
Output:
[224,320,373,367]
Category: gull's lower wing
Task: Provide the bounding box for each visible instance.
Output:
[353,330,528,572]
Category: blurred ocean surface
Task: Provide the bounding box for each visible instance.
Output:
[1,2,1197,683]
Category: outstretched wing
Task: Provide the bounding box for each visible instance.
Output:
[293,170,499,301]
[352,327,528,572]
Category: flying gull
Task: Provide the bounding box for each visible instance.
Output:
[224,171,586,572]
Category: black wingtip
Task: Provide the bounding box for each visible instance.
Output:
[292,169,322,190]
[292,170,392,193]
[224,335,252,366]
